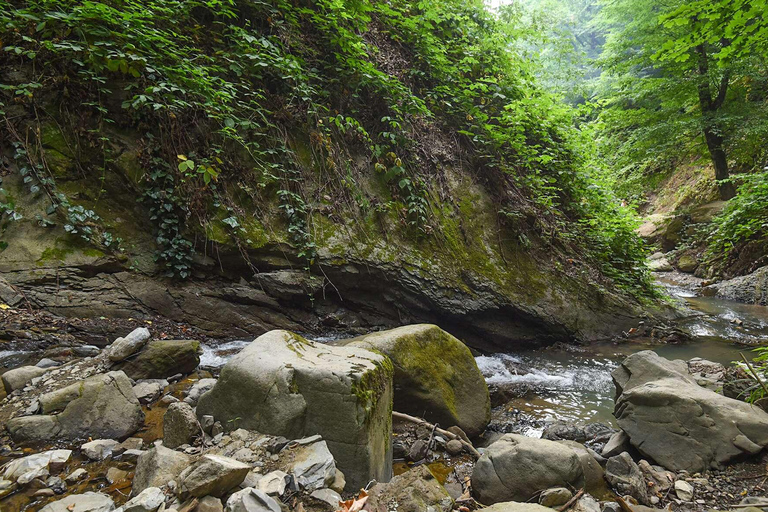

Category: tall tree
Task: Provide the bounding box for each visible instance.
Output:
[597,0,767,200]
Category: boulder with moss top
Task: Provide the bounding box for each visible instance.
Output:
[116,339,201,379]
[336,324,490,437]
[196,329,393,490]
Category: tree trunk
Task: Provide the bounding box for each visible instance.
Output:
[702,126,736,200]
[695,44,735,200]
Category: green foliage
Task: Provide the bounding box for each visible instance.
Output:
[708,171,768,257]
[0,0,654,293]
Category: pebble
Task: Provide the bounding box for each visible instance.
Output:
[33,488,55,497]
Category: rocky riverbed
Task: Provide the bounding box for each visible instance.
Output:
[1,303,768,512]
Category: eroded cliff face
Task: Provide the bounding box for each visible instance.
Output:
[0,124,661,350]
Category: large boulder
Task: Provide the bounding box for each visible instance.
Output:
[132,445,192,496]
[365,465,453,512]
[612,351,768,473]
[163,402,199,449]
[6,371,144,442]
[702,266,768,305]
[472,434,585,505]
[117,340,201,380]
[196,330,393,490]
[337,324,490,437]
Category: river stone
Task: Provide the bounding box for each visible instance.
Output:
[225,488,281,512]
[108,327,151,362]
[558,440,607,497]
[482,504,554,512]
[674,480,693,501]
[65,468,89,484]
[184,378,217,407]
[196,330,393,490]
[197,496,224,512]
[282,438,336,491]
[3,450,72,482]
[605,452,649,505]
[613,351,768,473]
[310,488,343,508]
[702,266,768,305]
[163,402,199,449]
[539,487,573,507]
[677,255,698,273]
[337,324,491,437]
[120,486,165,512]
[471,434,584,505]
[117,340,201,380]
[178,454,250,498]
[39,492,115,512]
[7,371,144,443]
[132,445,192,496]
[2,365,48,393]
[602,431,631,458]
[133,379,168,404]
[82,439,120,461]
[255,470,289,496]
[365,465,453,512]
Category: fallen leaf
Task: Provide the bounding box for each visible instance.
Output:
[0,304,10,310]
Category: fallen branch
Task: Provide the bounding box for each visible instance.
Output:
[557,489,585,512]
[393,411,481,459]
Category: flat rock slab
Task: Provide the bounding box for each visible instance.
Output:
[196,330,393,490]
[613,351,768,473]
[132,445,192,496]
[39,492,114,512]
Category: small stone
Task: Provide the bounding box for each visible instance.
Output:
[178,454,250,498]
[122,449,146,463]
[310,488,343,508]
[109,327,151,362]
[196,495,224,512]
[675,480,694,501]
[601,502,621,512]
[256,471,289,496]
[106,467,129,484]
[211,421,224,437]
[115,437,144,455]
[160,395,179,405]
[132,379,168,404]
[121,486,165,512]
[73,345,101,357]
[34,488,56,498]
[201,415,215,434]
[225,488,281,512]
[539,487,573,507]
[408,439,428,461]
[445,439,463,456]
[47,476,67,494]
[65,468,88,484]
[330,469,346,493]
[81,439,119,461]
[36,358,61,369]
[163,402,199,449]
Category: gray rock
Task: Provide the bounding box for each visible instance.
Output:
[283,439,336,492]
[3,450,71,482]
[337,324,491,437]
[184,378,217,407]
[36,358,61,369]
[2,365,48,393]
[446,439,463,456]
[225,488,281,512]
[107,467,129,484]
[702,265,768,305]
[310,488,343,508]
[74,345,101,357]
[408,439,429,462]
[674,480,693,501]
[558,441,606,497]
[255,471,288,496]
[132,445,191,496]
[132,379,168,404]
[365,465,453,512]
[613,351,768,473]
[472,434,584,504]
[121,486,165,512]
[178,454,250,498]
[109,327,151,362]
[637,460,673,492]
[201,415,215,434]
[163,402,199,449]
[601,503,621,512]
[115,437,144,455]
[601,431,631,458]
[65,468,89,484]
[539,487,573,507]
[39,492,115,512]
[117,340,201,380]
[7,371,144,443]
[605,452,648,505]
[196,330,393,490]
[572,495,601,512]
[82,439,119,461]
[122,449,146,463]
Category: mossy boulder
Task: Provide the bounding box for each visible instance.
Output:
[677,254,699,273]
[337,324,490,437]
[195,330,393,490]
[117,340,201,380]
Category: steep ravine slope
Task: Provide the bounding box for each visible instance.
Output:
[0,0,666,349]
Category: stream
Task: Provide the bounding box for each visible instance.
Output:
[2,271,767,435]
